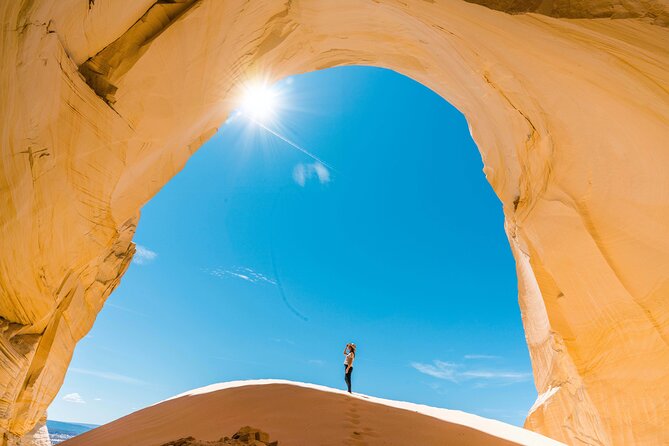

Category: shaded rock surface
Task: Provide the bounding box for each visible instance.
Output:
[465,0,669,24]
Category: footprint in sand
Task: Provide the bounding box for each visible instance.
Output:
[346,430,367,446]
[346,405,361,425]
[343,398,379,445]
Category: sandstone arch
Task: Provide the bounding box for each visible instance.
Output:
[1,1,668,445]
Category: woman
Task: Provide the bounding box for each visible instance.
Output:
[343,343,356,393]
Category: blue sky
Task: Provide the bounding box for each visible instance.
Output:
[49,66,535,427]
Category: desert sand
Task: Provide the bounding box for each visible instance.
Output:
[61,380,565,446]
[1,1,669,444]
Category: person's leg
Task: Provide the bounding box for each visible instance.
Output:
[345,367,353,393]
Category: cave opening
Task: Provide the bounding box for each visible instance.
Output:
[2,1,666,443]
[47,66,535,435]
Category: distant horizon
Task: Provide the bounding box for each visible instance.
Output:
[46,418,99,427]
[48,66,534,428]
[46,420,99,428]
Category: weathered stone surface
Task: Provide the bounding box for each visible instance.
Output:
[160,425,278,446]
[0,1,667,445]
[465,0,669,24]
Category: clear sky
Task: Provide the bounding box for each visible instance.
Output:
[48,66,536,428]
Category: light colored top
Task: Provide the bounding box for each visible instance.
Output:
[344,351,354,365]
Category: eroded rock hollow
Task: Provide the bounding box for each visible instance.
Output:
[1,1,668,445]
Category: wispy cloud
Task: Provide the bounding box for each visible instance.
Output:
[308,359,326,366]
[133,245,157,265]
[462,370,531,380]
[62,393,85,404]
[206,266,307,321]
[69,367,145,385]
[292,162,330,187]
[464,354,501,360]
[410,360,531,385]
[205,266,276,285]
[412,360,459,381]
[105,302,147,317]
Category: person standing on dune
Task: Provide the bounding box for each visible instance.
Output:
[344,343,356,393]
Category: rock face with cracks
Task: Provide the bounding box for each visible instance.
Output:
[0,0,668,445]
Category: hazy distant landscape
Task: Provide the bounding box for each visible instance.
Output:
[46,420,97,444]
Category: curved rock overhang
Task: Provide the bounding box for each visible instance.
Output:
[1,1,668,445]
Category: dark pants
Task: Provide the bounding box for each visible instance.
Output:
[344,364,353,393]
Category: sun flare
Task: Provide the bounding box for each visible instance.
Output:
[239,81,278,121]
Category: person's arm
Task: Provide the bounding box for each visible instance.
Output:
[344,344,349,355]
[346,353,354,373]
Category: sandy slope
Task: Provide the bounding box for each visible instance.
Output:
[62,380,564,446]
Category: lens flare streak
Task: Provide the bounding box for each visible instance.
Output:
[249,118,336,173]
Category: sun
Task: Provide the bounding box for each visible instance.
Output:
[239,81,278,121]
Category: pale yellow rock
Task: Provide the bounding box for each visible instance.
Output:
[0,1,668,445]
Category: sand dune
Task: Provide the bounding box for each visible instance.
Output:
[62,380,564,446]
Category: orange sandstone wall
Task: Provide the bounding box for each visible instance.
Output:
[0,1,668,445]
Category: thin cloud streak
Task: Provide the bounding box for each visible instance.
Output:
[105,302,147,317]
[462,370,531,379]
[205,263,308,321]
[205,266,277,285]
[69,367,145,385]
[251,118,336,172]
[410,360,531,385]
[464,354,501,360]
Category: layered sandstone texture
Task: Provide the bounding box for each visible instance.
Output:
[0,0,668,445]
[62,381,564,446]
